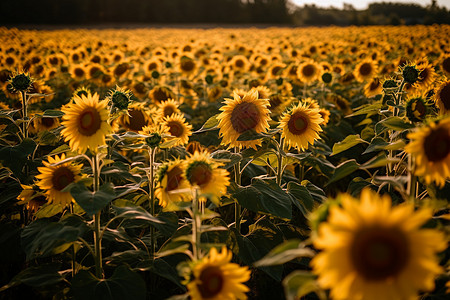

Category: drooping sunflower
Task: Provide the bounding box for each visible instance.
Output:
[353,59,378,82]
[297,60,320,83]
[405,94,429,123]
[405,117,450,187]
[61,93,111,154]
[139,124,170,149]
[36,154,82,207]
[184,150,230,204]
[311,189,446,300]
[364,77,383,98]
[118,102,152,133]
[187,247,251,300]
[279,102,323,150]
[433,80,450,114]
[155,159,190,209]
[162,113,192,147]
[217,90,271,149]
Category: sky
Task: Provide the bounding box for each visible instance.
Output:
[291,0,450,10]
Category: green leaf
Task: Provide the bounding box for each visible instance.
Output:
[34,203,64,219]
[0,264,63,291]
[21,215,88,260]
[112,206,176,237]
[42,109,64,118]
[71,182,116,216]
[210,150,242,169]
[283,270,326,300]
[254,240,314,267]
[375,116,414,133]
[286,182,315,216]
[346,102,381,117]
[327,159,360,186]
[360,153,400,169]
[237,129,268,141]
[194,114,219,133]
[0,138,36,178]
[362,137,388,154]
[72,266,146,300]
[231,179,292,219]
[331,134,367,156]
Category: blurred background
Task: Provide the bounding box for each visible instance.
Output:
[0,0,449,26]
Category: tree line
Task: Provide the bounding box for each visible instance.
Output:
[0,0,448,25]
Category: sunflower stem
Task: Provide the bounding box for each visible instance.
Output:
[92,153,103,278]
[234,149,242,233]
[20,91,28,140]
[148,147,157,259]
[407,154,417,204]
[276,138,285,186]
[192,187,201,260]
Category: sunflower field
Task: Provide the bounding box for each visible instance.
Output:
[0,25,449,300]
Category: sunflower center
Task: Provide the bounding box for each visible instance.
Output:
[114,63,128,76]
[147,62,157,71]
[198,266,224,298]
[51,166,75,191]
[74,68,85,78]
[439,83,450,110]
[187,161,213,187]
[359,63,372,76]
[152,88,170,102]
[288,112,309,135]
[230,102,261,133]
[41,117,56,128]
[126,109,147,132]
[302,64,315,77]
[163,106,175,117]
[369,78,380,91]
[424,127,450,162]
[235,59,244,68]
[165,166,183,192]
[181,59,195,72]
[351,227,409,281]
[78,107,102,136]
[443,57,450,73]
[168,121,183,137]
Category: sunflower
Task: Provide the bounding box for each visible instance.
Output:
[405,117,450,187]
[405,95,429,123]
[279,102,323,150]
[187,247,251,300]
[143,58,162,75]
[29,115,60,134]
[162,113,192,147]
[61,93,111,154]
[36,154,82,207]
[354,59,378,82]
[229,55,250,73]
[414,60,437,91]
[149,85,175,104]
[433,80,450,114]
[179,55,197,77]
[364,77,383,98]
[155,159,190,209]
[297,60,320,83]
[311,189,446,300]
[318,108,331,126]
[69,64,87,81]
[184,150,230,204]
[157,99,181,119]
[217,89,271,149]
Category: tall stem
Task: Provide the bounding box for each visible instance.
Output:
[148,148,156,258]
[21,91,28,139]
[276,138,285,186]
[192,187,201,260]
[407,154,417,204]
[92,153,103,278]
[234,148,241,232]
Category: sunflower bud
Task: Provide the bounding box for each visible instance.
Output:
[151,70,160,79]
[321,72,332,84]
[145,133,162,148]
[9,73,32,92]
[402,65,420,84]
[108,86,133,111]
[382,79,398,89]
